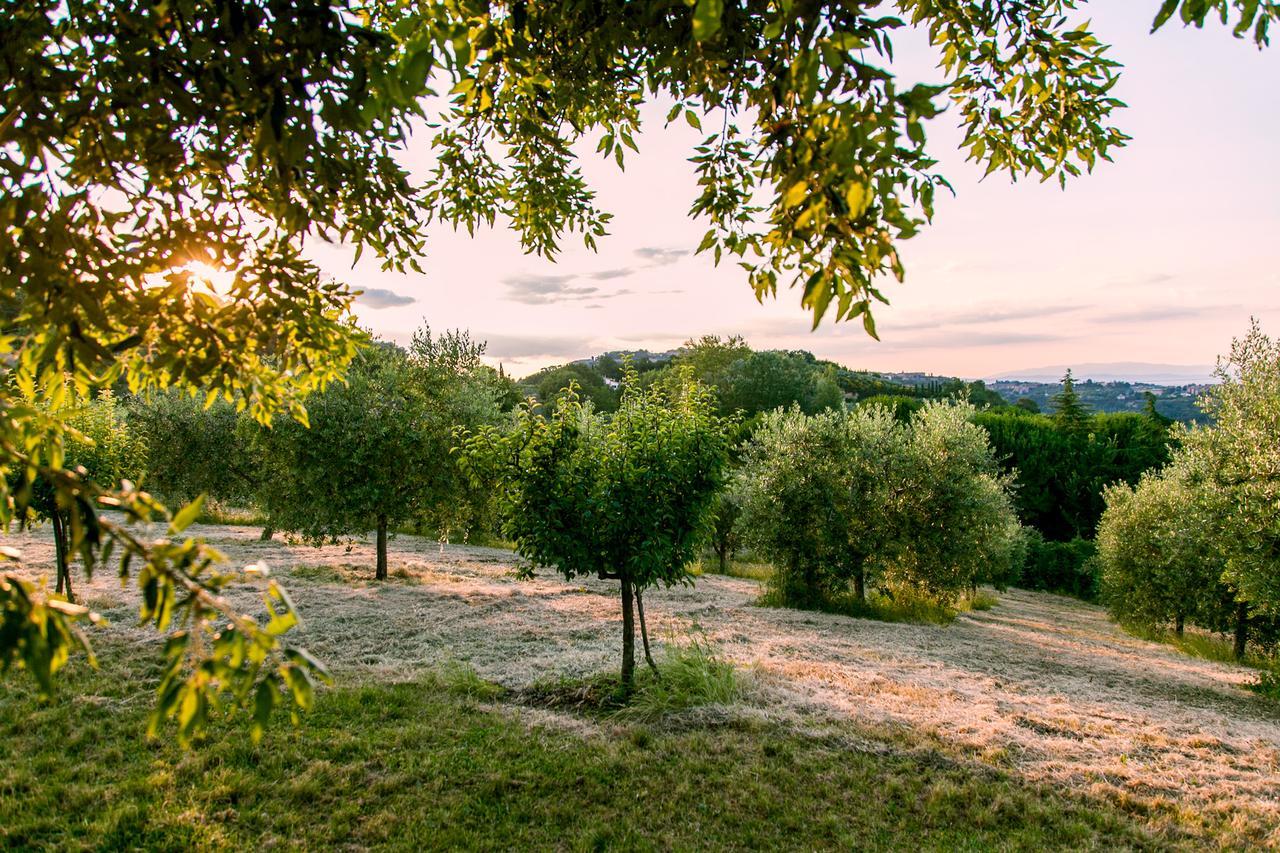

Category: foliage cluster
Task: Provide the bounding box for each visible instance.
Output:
[460,367,732,689]
[1017,535,1101,601]
[734,401,1023,613]
[1098,323,1280,662]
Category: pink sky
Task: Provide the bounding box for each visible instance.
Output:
[312,5,1279,380]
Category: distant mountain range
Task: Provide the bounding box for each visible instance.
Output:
[987,362,1217,385]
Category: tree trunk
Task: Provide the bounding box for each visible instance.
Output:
[375,514,388,581]
[259,525,274,541]
[620,576,636,692]
[853,566,866,603]
[52,511,69,598]
[1174,612,1185,637]
[1233,600,1249,661]
[717,545,727,575]
[636,587,659,676]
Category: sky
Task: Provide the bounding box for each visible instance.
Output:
[311,5,1280,381]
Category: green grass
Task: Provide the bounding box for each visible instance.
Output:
[693,554,774,582]
[0,637,1196,851]
[195,502,269,528]
[757,583,1000,626]
[1125,623,1270,669]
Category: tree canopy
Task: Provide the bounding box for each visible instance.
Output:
[461,368,731,690]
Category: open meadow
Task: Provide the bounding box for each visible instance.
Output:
[4,523,1277,849]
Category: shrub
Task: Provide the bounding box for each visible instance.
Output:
[1018,535,1100,600]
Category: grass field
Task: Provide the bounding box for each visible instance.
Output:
[4,522,1279,849]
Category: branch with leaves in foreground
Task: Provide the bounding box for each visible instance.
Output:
[0,408,327,745]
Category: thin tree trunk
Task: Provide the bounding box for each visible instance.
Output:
[375,514,388,581]
[1174,612,1185,637]
[636,587,659,677]
[259,525,274,541]
[620,576,636,692]
[1233,600,1249,661]
[717,545,727,574]
[52,511,67,596]
[853,566,866,603]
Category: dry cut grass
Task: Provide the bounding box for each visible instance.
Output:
[7,520,1280,846]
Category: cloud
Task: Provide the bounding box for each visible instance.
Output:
[356,287,416,309]
[1092,304,1237,324]
[634,247,689,266]
[502,273,599,305]
[588,268,634,280]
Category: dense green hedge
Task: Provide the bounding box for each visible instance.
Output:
[1018,535,1101,601]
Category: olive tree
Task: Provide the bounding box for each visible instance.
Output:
[1098,458,1224,636]
[892,401,1022,602]
[1098,444,1277,660]
[1187,322,1280,616]
[257,330,501,579]
[461,369,730,691]
[736,405,907,608]
[21,393,147,600]
[129,391,276,537]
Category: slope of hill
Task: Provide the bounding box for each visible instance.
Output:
[4,523,1276,847]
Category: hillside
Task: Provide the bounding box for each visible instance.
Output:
[4,523,1277,848]
[517,346,1208,421]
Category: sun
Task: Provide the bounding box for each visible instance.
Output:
[181,260,237,297]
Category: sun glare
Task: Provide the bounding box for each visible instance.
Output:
[182,260,237,297]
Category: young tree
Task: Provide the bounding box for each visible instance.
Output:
[708,485,744,576]
[257,331,502,579]
[462,369,731,691]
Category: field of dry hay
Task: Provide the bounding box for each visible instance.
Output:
[10,521,1280,841]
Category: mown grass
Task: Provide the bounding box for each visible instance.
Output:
[0,637,1189,851]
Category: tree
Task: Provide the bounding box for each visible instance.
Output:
[1098,446,1273,659]
[1098,460,1223,636]
[19,393,147,599]
[737,405,908,607]
[128,391,275,537]
[1184,321,1280,617]
[4,0,1273,733]
[257,331,501,579]
[708,485,744,576]
[461,368,731,691]
[892,401,1023,602]
[1050,370,1093,433]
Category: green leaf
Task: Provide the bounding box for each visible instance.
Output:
[692,0,724,42]
[170,495,205,534]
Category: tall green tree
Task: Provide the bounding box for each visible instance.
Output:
[462,369,731,690]
[1050,370,1093,434]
